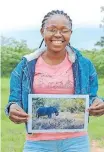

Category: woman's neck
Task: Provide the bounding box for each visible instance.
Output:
[42,49,66,65]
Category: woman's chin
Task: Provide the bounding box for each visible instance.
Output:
[50,46,66,53]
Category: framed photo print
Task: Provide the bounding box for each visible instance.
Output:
[28,94,89,133]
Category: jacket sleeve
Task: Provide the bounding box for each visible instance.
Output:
[5,58,26,116]
[89,61,104,105]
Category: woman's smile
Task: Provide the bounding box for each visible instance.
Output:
[51,40,64,45]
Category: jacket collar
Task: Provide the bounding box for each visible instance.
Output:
[24,46,82,63]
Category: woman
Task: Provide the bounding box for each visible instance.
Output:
[5,10,104,152]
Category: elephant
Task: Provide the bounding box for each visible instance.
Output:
[36,106,59,118]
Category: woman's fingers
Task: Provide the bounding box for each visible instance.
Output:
[88,98,104,116]
[10,115,28,123]
[9,104,29,124]
[89,102,104,110]
[89,109,104,116]
[89,100,101,109]
[10,109,28,117]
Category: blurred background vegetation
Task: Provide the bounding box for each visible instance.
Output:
[1,35,104,78]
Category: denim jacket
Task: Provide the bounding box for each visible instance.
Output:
[5,46,99,115]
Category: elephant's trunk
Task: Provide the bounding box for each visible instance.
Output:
[55,112,59,116]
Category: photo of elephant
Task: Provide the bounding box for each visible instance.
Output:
[36,106,59,118]
[28,94,89,133]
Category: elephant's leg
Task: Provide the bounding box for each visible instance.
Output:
[48,114,52,118]
[36,113,39,118]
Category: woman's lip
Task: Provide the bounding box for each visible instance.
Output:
[51,40,64,42]
[51,40,64,41]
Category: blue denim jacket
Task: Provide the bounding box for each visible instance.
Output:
[5,46,99,115]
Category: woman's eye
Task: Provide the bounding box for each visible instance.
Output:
[62,30,69,33]
[50,29,56,32]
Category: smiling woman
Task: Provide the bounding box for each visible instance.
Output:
[5,10,104,152]
[40,11,72,54]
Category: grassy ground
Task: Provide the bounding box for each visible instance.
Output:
[88,77,104,147]
[1,77,104,152]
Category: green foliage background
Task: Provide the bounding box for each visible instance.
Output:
[1,36,104,78]
[1,36,33,76]
[82,49,104,78]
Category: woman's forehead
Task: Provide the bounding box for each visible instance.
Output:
[45,14,70,27]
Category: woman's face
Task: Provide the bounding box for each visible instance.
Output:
[41,15,72,53]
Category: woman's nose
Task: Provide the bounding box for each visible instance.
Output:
[54,30,62,37]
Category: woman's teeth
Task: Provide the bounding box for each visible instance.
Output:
[51,41,63,44]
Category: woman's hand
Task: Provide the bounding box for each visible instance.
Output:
[88,98,104,116]
[9,104,29,124]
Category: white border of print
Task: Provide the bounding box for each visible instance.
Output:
[28,94,89,133]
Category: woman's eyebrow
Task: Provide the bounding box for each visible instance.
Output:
[45,24,69,28]
[45,24,57,28]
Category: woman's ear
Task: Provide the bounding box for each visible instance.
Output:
[40,28,44,37]
[69,30,72,36]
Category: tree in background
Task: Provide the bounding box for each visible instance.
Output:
[81,48,104,78]
[95,6,104,47]
[1,36,33,76]
[82,6,104,78]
